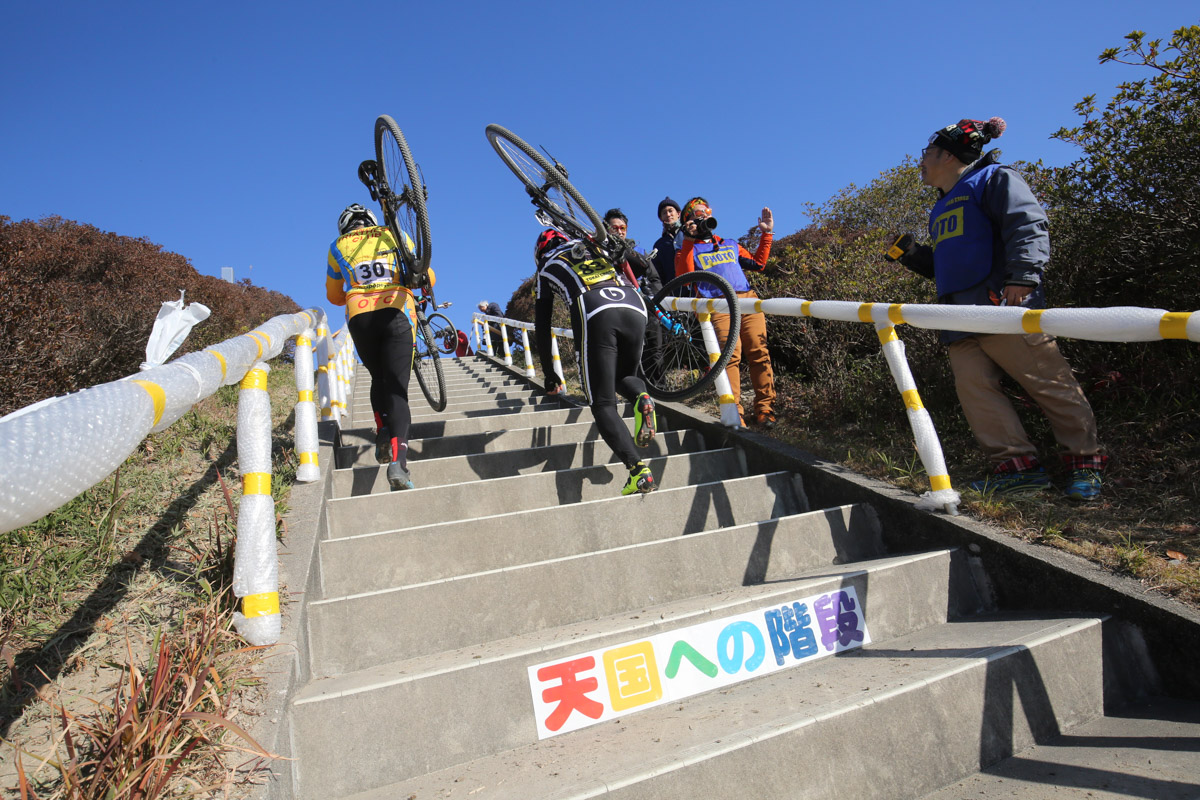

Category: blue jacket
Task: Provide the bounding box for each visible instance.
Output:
[902,151,1050,343]
[652,226,680,284]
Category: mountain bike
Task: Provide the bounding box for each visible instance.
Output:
[484,123,739,400]
[411,285,448,411]
[359,115,445,411]
[420,299,458,356]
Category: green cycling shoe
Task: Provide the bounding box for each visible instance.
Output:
[622,464,657,496]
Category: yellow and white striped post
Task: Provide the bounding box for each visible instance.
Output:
[868,304,960,515]
[331,338,349,424]
[233,361,281,645]
[664,294,741,427]
[472,318,483,353]
[699,311,741,427]
[549,330,566,388]
[315,322,333,420]
[500,323,513,366]
[519,328,535,378]
[294,329,320,483]
[480,316,494,357]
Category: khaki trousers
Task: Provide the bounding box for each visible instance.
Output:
[947,333,1100,465]
[712,291,775,418]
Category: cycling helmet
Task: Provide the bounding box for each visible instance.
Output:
[337,204,378,235]
[534,229,569,263]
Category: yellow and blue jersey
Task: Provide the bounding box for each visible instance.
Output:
[326,226,417,320]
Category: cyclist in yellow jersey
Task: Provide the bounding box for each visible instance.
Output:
[326,203,419,490]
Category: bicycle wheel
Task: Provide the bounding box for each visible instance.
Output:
[426,312,458,355]
[412,310,447,411]
[375,115,432,279]
[485,124,605,244]
[641,271,741,402]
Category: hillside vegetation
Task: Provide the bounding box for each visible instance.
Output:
[0,217,305,794]
[0,216,301,417]
[500,25,1200,603]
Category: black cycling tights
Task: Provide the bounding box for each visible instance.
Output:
[348,307,414,463]
[573,293,648,469]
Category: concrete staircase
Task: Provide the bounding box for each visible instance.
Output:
[277,356,1196,799]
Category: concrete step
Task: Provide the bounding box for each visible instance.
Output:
[335,407,630,466]
[293,585,1101,798]
[349,384,540,411]
[309,470,812,676]
[338,417,665,468]
[307,544,955,724]
[322,454,776,541]
[331,429,706,497]
[408,396,567,421]
[919,696,1200,799]
[344,616,1102,800]
[295,548,961,796]
[354,368,518,388]
[348,398,573,429]
[350,394,563,423]
[319,484,878,597]
[348,393,555,424]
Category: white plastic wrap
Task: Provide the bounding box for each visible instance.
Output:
[135,362,204,434]
[232,362,281,645]
[141,290,212,370]
[753,297,1199,344]
[294,328,321,483]
[550,332,565,387]
[0,308,330,536]
[315,322,332,419]
[500,324,513,366]
[689,312,740,429]
[519,329,535,378]
[0,381,157,532]
[877,323,960,514]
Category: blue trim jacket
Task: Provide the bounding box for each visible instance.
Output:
[900,151,1051,343]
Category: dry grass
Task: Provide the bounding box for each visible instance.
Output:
[763,371,1200,608]
[0,365,300,798]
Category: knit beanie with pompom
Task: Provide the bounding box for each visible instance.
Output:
[929,117,1006,163]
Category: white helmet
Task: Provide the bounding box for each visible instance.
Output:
[337,204,378,235]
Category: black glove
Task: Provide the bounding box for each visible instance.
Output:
[884,233,916,263]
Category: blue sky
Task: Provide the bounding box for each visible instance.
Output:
[2,2,1195,341]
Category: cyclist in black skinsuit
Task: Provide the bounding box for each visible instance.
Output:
[533,229,658,496]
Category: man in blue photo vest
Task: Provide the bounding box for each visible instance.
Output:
[886,117,1107,500]
[675,197,776,428]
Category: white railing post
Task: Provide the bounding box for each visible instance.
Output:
[294,328,320,483]
[549,330,565,388]
[500,324,513,366]
[871,315,960,515]
[233,361,281,646]
[316,321,333,421]
[699,310,741,427]
[520,328,535,378]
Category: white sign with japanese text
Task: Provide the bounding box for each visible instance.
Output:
[528,586,870,739]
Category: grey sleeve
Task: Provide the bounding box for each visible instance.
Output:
[984,167,1050,286]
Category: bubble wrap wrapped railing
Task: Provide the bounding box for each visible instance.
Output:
[762,298,1197,515]
[477,299,1199,516]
